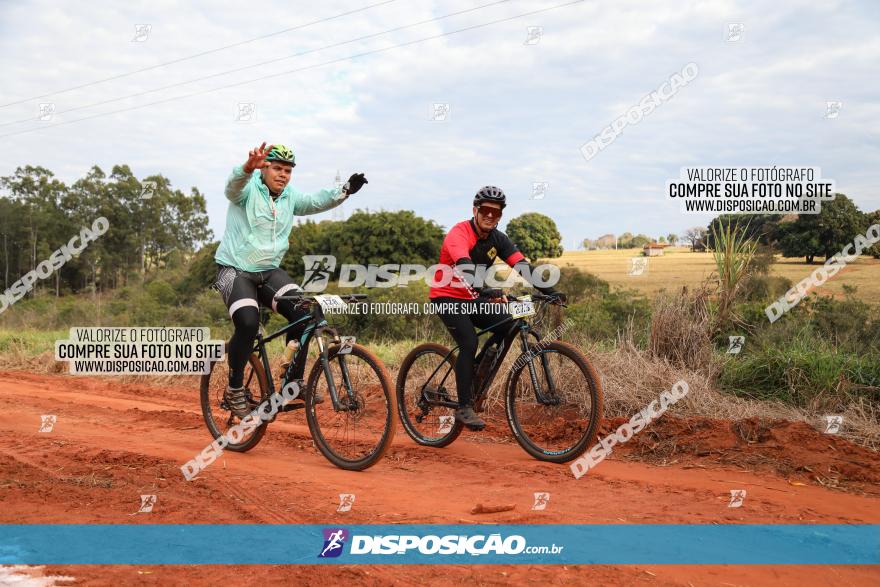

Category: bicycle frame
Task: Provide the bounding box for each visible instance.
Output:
[422,303,560,409]
[248,300,357,412]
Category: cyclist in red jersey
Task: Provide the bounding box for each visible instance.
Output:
[429,186,564,430]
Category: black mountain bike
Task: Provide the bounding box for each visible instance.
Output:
[396,292,603,463]
[201,291,396,471]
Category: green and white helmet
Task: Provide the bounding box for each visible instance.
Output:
[265,144,296,166]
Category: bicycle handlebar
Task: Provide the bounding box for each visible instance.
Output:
[273,292,369,303]
[478,290,567,307]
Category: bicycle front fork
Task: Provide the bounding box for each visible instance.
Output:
[520,330,559,405]
[315,329,359,412]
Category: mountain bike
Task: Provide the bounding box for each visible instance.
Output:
[396,292,603,463]
[200,291,396,471]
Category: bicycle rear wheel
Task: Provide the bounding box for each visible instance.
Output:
[305,343,396,470]
[200,343,269,452]
[396,343,464,447]
[504,340,603,463]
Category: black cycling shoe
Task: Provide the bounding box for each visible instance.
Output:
[454,406,486,431]
[225,385,251,418]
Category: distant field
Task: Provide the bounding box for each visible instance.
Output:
[546,247,880,301]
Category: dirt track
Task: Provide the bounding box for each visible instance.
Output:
[0,369,878,586]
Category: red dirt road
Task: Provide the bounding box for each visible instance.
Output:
[0,370,877,586]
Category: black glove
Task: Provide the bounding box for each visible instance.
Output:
[343,173,368,195]
[542,290,566,303]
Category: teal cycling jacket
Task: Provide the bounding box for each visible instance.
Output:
[214,165,347,272]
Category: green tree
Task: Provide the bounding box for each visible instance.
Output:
[705,214,782,250]
[281,210,444,281]
[778,194,866,263]
[1,163,213,297]
[630,234,652,248]
[667,233,679,246]
[328,209,444,267]
[280,218,338,282]
[505,212,563,260]
[103,165,212,285]
[176,242,221,293]
[0,166,71,297]
[865,210,880,259]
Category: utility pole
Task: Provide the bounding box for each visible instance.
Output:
[31,227,37,298]
[332,170,345,221]
[2,233,7,290]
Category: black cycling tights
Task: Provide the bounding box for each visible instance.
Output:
[431,297,511,407]
[214,264,309,388]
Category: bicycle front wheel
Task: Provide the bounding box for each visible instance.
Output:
[396,343,464,447]
[200,343,269,453]
[305,343,396,471]
[504,340,603,463]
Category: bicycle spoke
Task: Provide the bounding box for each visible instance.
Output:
[509,347,598,457]
[201,352,266,449]
[396,345,464,446]
[308,347,392,467]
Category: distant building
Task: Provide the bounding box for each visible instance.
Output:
[643,243,667,257]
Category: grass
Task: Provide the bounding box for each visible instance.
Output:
[719,339,880,409]
[549,247,880,302]
[0,329,68,357]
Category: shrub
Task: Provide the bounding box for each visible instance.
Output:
[719,335,880,411]
[648,284,714,373]
[739,274,792,302]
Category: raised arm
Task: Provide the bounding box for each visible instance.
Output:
[225,142,274,205]
[291,185,348,215]
[292,172,368,215]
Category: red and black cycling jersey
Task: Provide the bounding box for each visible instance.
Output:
[429,219,526,300]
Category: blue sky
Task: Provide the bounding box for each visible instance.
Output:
[0,0,877,250]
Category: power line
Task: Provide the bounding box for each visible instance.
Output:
[0,0,585,139]
[0,0,396,109]
[0,0,512,129]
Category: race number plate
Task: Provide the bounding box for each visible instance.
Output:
[509,295,536,318]
[314,294,347,312]
[338,336,355,354]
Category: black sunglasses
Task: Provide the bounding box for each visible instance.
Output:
[477,205,502,218]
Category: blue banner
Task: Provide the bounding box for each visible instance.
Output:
[0,524,876,565]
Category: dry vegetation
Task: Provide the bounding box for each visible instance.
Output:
[5,327,876,451]
[550,247,880,302]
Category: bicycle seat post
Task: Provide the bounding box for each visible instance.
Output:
[256,285,271,339]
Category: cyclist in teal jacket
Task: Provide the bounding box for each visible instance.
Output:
[213,142,367,416]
